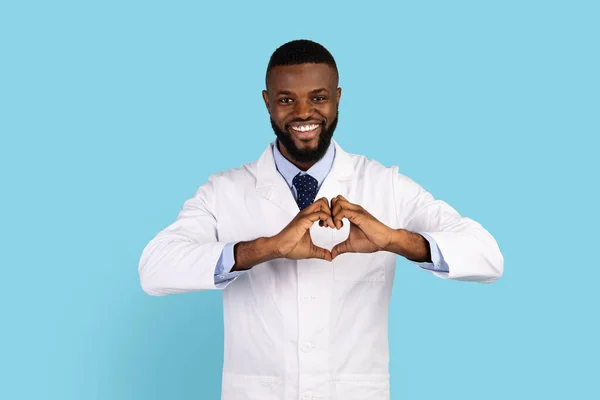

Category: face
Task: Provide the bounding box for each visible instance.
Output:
[263,63,341,166]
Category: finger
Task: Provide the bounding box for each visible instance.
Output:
[329,198,337,229]
[333,196,361,212]
[332,199,361,229]
[331,196,346,229]
[318,216,333,228]
[303,197,331,215]
[333,194,355,206]
[332,208,363,227]
[331,240,351,259]
[316,198,333,217]
[333,214,343,230]
[310,245,333,262]
[330,196,339,209]
[306,211,335,229]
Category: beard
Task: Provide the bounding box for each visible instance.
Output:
[270,112,338,164]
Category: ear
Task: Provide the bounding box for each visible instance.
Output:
[262,90,271,113]
[336,87,342,105]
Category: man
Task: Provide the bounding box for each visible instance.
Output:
[139,39,503,400]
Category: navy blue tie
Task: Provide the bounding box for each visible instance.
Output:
[292,173,318,210]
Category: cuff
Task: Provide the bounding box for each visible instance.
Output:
[214,242,245,286]
[414,232,450,273]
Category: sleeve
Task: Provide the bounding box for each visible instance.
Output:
[413,233,450,273]
[214,242,247,286]
[392,168,504,283]
[138,176,242,295]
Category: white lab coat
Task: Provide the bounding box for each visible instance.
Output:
[138,139,503,400]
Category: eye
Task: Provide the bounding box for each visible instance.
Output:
[278,98,293,104]
[312,96,327,102]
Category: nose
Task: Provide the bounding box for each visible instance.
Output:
[294,99,314,120]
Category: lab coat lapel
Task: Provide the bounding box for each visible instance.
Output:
[256,142,300,218]
[315,139,354,200]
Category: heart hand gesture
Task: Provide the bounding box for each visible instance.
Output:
[330,195,395,259]
[272,197,336,262]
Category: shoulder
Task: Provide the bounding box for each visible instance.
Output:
[343,148,422,195]
[209,160,258,185]
[191,159,258,202]
[343,149,401,182]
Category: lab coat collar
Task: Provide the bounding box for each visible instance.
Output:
[272,139,336,191]
[256,139,353,216]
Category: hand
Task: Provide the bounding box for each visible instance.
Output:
[272,197,336,262]
[330,195,395,259]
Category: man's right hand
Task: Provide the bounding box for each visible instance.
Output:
[231,198,336,271]
[271,197,336,262]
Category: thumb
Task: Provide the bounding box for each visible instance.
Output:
[310,244,333,262]
[331,240,351,260]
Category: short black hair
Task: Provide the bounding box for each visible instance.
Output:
[266,39,338,87]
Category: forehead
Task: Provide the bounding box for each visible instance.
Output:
[267,63,337,93]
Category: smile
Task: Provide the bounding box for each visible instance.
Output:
[290,124,320,132]
[288,122,322,140]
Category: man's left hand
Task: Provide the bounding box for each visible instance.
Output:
[330,195,395,259]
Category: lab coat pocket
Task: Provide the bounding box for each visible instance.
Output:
[333,373,390,400]
[332,252,386,282]
[221,373,283,400]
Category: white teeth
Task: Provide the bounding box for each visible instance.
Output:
[291,124,319,132]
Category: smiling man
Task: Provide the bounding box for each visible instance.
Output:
[138,40,504,400]
[265,59,340,169]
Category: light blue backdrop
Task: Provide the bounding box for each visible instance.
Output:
[1,1,598,399]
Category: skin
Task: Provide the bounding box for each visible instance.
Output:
[262,63,340,171]
[231,63,431,271]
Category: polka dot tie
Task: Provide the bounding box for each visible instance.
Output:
[292,173,318,210]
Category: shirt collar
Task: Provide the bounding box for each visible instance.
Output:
[272,139,336,189]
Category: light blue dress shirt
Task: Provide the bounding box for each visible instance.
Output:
[214,141,449,284]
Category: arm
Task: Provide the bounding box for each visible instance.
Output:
[213,237,288,283]
[139,182,334,295]
[138,177,253,295]
[385,230,450,273]
[392,170,503,283]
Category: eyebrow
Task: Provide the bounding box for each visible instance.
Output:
[276,88,329,96]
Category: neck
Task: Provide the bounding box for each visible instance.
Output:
[277,141,317,171]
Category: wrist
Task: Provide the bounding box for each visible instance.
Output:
[260,236,280,260]
[385,229,431,262]
[231,236,279,272]
[384,229,407,256]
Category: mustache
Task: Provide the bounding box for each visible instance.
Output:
[269,113,337,164]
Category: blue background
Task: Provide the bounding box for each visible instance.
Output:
[1,1,598,399]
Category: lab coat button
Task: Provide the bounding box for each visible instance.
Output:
[302,391,313,400]
[301,342,313,352]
